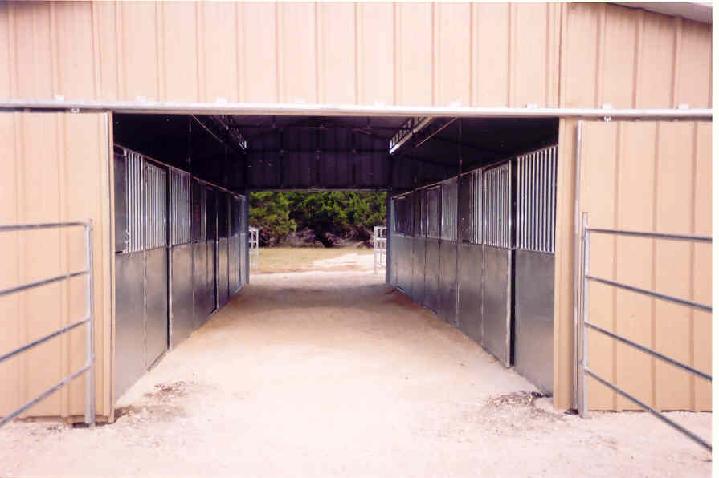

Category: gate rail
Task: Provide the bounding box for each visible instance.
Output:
[577,213,711,451]
[0,221,95,427]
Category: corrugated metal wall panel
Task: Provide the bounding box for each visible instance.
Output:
[577,120,712,412]
[560,3,712,109]
[160,2,199,102]
[434,3,471,106]
[278,3,317,104]
[318,3,356,105]
[0,112,112,419]
[3,2,707,110]
[198,2,239,102]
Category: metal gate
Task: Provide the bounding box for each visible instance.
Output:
[482,161,513,366]
[0,221,95,427]
[578,215,712,450]
[514,146,557,393]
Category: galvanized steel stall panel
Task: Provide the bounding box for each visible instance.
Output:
[411,237,426,302]
[192,241,209,327]
[438,239,458,325]
[169,169,194,348]
[516,146,557,253]
[206,188,218,311]
[113,252,146,400]
[457,242,483,344]
[481,161,513,367]
[514,145,557,393]
[482,245,512,366]
[217,237,229,307]
[440,178,458,242]
[457,170,484,345]
[142,161,168,365]
[114,151,129,253]
[170,244,194,347]
[515,250,554,394]
[228,234,240,294]
[438,178,458,324]
[423,239,440,312]
[144,247,168,366]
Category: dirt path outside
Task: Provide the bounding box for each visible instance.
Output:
[0,253,711,477]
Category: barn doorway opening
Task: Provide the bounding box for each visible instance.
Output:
[247,190,387,275]
[111,113,559,399]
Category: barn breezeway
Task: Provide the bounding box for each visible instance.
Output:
[0,260,711,477]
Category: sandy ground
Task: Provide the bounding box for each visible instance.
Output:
[0,255,711,477]
[252,247,375,274]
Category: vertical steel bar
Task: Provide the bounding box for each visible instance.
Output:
[528,155,533,250]
[579,212,590,417]
[540,149,547,252]
[532,153,539,251]
[84,223,96,426]
[519,157,524,249]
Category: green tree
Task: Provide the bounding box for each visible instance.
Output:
[250,191,386,247]
[249,192,295,246]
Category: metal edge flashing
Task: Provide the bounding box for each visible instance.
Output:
[0,100,712,119]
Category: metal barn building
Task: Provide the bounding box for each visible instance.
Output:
[0,2,712,426]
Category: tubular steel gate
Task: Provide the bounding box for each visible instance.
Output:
[0,221,95,427]
[373,226,387,274]
[577,213,712,451]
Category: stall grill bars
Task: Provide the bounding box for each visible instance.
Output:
[373,226,387,274]
[577,213,711,451]
[0,221,95,428]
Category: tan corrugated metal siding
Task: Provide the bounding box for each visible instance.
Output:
[559,3,712,108]
[0,2,562,107]
[554,120,712,412]
[0,3,710,109]
[0,112,112,420]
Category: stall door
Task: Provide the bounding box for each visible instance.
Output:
[206,189,218,313]
[143,162,168,366]
[457,170,484,345]
[169,170,194,347]
[114,149,168,397]
[481,162,513,367]
[514,146,557,394]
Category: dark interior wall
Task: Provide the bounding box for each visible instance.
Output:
[113,114,247,193]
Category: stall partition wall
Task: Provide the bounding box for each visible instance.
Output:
[113,147,248,399]
[390,146,558,392]
[0,112,112,420]
[113,150,168,398]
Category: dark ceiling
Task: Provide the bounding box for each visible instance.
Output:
[113,114,558,192]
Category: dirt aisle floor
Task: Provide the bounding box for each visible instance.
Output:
[0,259,711,477]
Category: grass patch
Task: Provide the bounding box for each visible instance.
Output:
[253,247,373,274]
